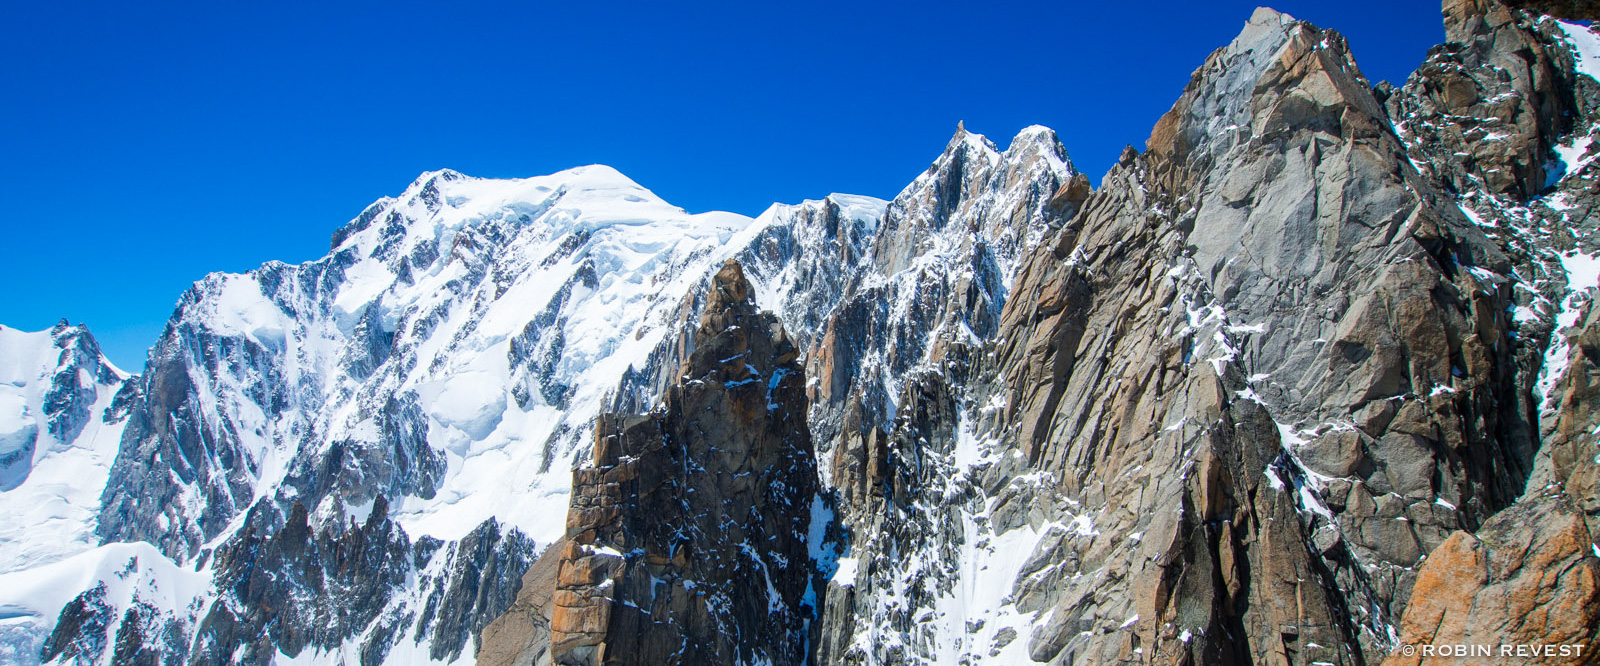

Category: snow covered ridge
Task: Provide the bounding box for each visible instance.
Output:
[94,163,884,561]
[0,322,129,574]
[0,322,132,665]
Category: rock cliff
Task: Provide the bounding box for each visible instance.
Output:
[547,260,819,665]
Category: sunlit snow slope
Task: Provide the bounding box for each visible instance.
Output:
[0,323,128,574]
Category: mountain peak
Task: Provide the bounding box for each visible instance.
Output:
[1249,6,1295,26]
[705,259,753,317]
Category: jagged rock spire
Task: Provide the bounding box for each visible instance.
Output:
[550,259,819,666]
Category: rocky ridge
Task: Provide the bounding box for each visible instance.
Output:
[548,260,818,665]
[800,4,1600,663]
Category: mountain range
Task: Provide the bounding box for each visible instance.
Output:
[3,1,1599,664]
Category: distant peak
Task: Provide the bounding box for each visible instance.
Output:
[940,123,998,156]
[1250,6,1296,26]
[399,168,467,193]
[1007,125,1070,159]
[421,168,466,182]
[1015,124,1056,138]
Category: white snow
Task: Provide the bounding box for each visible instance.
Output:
[1275,421,1309,448]
[415,371,507,441]
[1562,249,1600,293]
[1264,466,1287,492]
[832,557,860,588]
[0,391,36,457]
[1552,22,1600,183]
[1555,136,1596,177]
[1536,249,1600,410]
[1561,21,1600,83]
[0,542,210,666]
[210,274,291,349]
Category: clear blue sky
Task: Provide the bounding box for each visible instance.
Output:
[1,1,1443,371]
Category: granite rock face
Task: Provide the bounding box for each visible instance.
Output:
[548,260,820,666]
[1384,496,1600,666]
[816,3,1600,665]
[1387,0,1578,199]
[478,538,566,666]
[1536,305,1600,537]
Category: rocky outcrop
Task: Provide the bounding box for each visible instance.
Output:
[1382,298,1600,666]
[39,584,115,665]
[1535,305,1600,538]
[96,265,320,560]
[1386,0,1578,199]
[187,496,534,666]
[478,537,566,666]
[806,125,1077,457]
[1503,0,1600,19]
[1385,496,1600,666]
[0,321,124,495]
[548,260,820,666]
[38,321,123,446]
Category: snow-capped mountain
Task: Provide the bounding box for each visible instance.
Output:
[0,321,130,573]
[0,322,131,663]
[12,161,904,665]
[2,134,1039,662]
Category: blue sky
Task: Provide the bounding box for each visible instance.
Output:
[0,1,1443,371]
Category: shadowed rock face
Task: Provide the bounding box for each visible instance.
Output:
[1536,306,1600,538]
[1503,0,1600,19]
[181,497,534,666]
[549,260,820,666]
[1385,297,1600,666]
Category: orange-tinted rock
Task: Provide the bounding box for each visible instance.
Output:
[1385,497,1600,666]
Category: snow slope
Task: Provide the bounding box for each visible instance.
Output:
[0,324,128,574]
